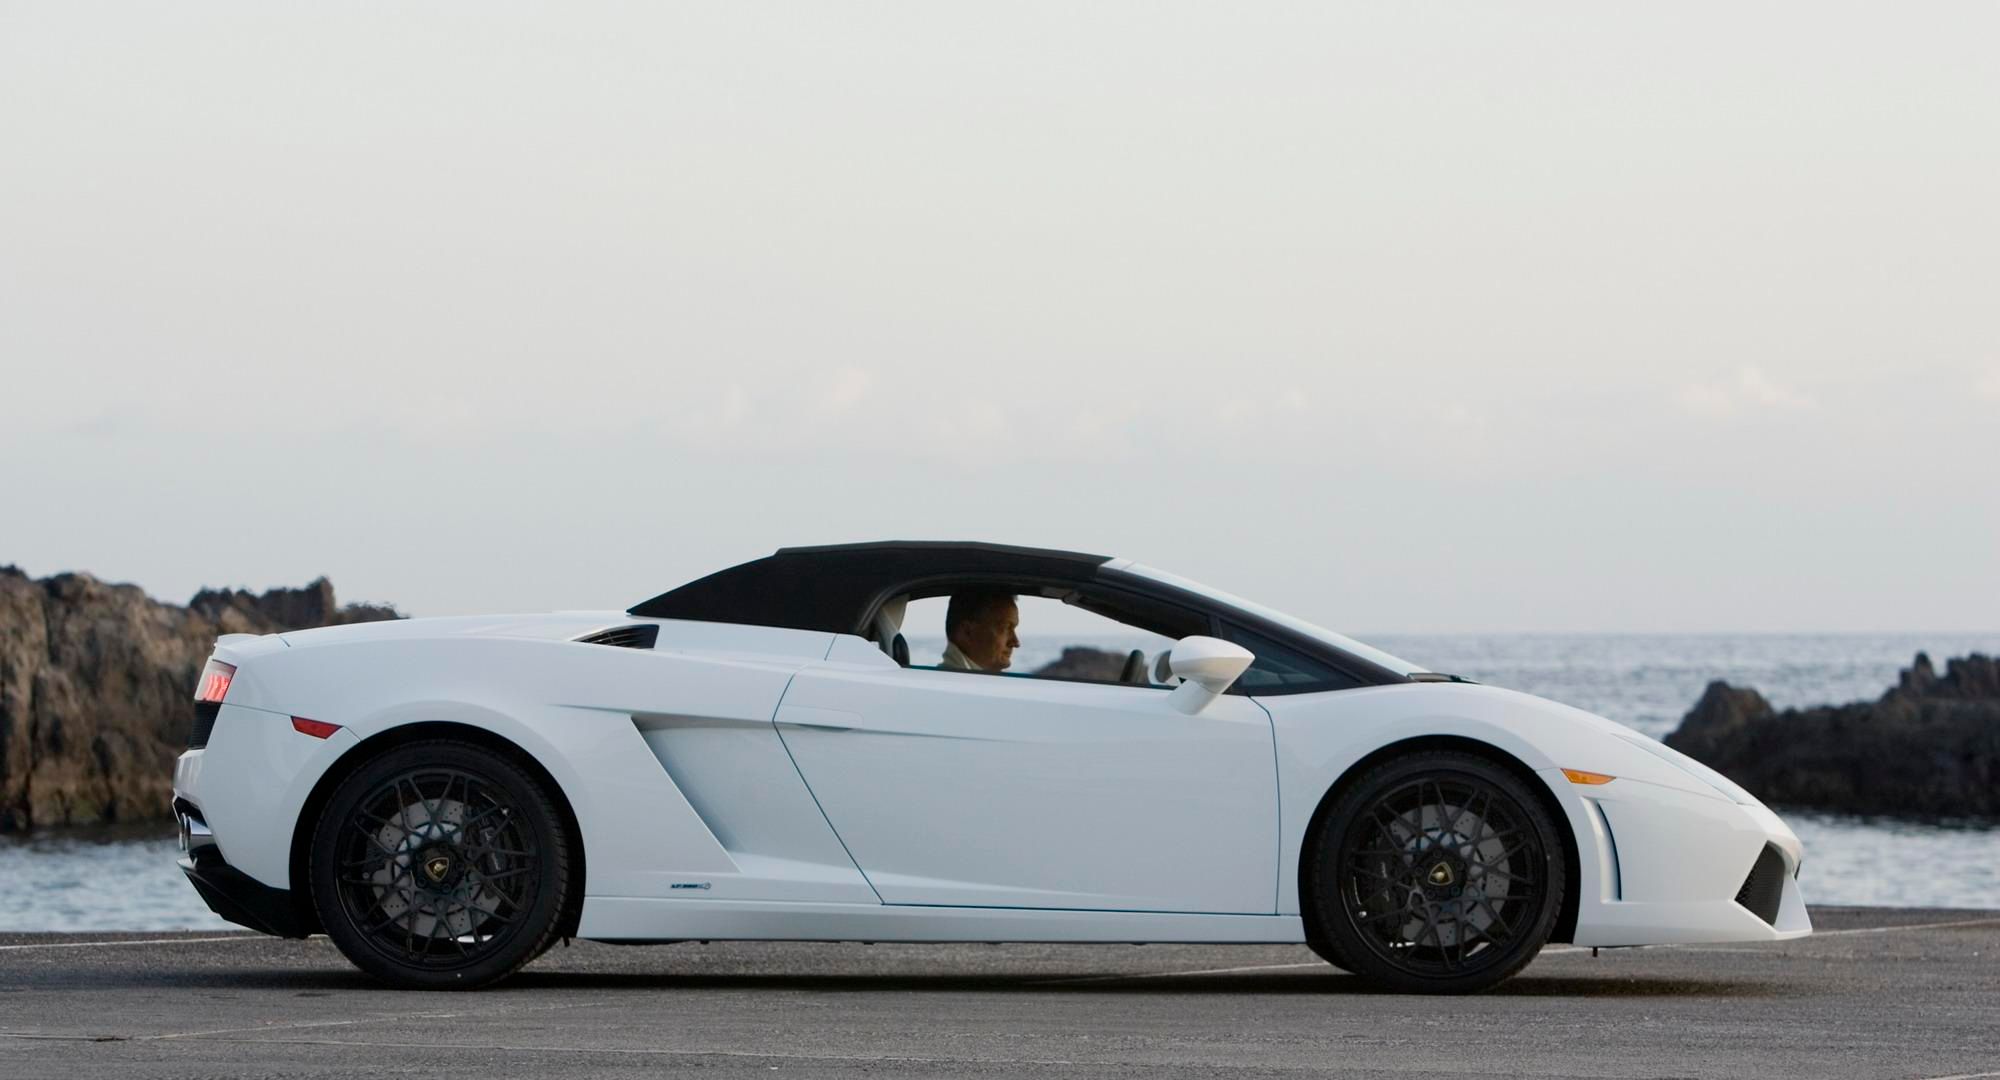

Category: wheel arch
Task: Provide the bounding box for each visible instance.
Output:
[285,720,588,941]
[1296,733,1581,947]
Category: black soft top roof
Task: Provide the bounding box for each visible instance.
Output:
[628,541,1111,635]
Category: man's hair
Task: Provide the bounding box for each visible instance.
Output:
[945,589,1015,638]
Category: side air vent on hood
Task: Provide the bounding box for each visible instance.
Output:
[576,624,660,649]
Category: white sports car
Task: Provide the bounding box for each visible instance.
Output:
[174,542,1809,992]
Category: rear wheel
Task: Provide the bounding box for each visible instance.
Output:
[1308,751,1565,994]
[309,740,570,989]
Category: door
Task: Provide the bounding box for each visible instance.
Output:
[774,662,1279,914]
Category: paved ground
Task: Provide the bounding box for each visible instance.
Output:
[2,907,1997,1079]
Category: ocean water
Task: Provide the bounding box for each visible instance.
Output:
[0,825,230,932]
[4,633,1997,932]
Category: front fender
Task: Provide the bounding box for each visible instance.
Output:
[1261,682,1808,946]
[1260,682,1733,918]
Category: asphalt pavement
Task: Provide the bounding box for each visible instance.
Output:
[2,906,1997,1079]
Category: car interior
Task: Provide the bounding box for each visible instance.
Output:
[862,579,1207,688]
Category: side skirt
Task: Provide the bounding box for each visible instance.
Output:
[578,897,1308,944]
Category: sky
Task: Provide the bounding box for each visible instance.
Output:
[2,3,1995,633]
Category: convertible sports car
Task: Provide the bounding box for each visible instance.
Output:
[173,542,1809,992]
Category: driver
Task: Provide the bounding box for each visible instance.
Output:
[938,589,1019,672]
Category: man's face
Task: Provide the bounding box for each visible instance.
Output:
[955,599,1020,671]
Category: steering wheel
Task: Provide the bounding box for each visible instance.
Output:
[1119,649,1147,685]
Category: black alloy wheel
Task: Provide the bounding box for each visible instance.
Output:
[310,739,570,989]
[1309,751,1566,994]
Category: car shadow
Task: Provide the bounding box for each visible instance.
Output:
[17,962,1775,999]
[495,969,1778,998]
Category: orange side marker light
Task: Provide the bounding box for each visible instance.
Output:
[1562,768,1616,786]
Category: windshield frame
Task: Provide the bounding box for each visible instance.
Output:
[1105,561,1428,678]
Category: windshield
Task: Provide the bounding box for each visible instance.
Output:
[1115,562,1428,676]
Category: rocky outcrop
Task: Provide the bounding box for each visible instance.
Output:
[1665,653,2000,819]
[188,578,400,631]
[0,566,401,831]
[1032,646,1144,682]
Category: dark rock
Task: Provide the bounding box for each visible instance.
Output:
[1667,681,1776,761]
[1895,652,1938,697]
[1664,653,2000,819]
[1032,646,1141,683]
[1890,652,2000,702]
[0,567,401,831]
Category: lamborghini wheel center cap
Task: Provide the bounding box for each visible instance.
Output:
[416,847,460,888]
[1428,862,1455,887]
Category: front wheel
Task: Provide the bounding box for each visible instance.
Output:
[309,739,571,990]
[1308,751,1566,994]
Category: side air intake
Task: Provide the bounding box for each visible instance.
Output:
[1734,843,1787,926]
[576,624,660,649]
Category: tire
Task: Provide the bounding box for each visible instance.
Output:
[1304,935,1353,973]
[1307,750,1566,994]
[309,739,571,990]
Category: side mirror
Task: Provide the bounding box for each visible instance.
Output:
[1164,636,1254,715]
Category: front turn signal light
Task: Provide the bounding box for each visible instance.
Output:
[1562,768,1616,785]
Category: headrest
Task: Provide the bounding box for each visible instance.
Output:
[1120,648,1146,684]
[872,596,908,644]
[891,633,910,668]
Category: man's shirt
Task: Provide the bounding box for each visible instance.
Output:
[938,642,986,672]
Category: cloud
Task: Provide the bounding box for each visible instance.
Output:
[678,383,749,439]
[821,367,875,415]
[1675,366,1818,419]
[1217,388,1311,427]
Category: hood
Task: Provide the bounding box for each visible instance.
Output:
[1427,683,1742,804]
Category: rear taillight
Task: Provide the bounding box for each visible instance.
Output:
[195,660,236,704]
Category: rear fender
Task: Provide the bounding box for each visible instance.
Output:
[232,634,826,903]
[303,698,740,900]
